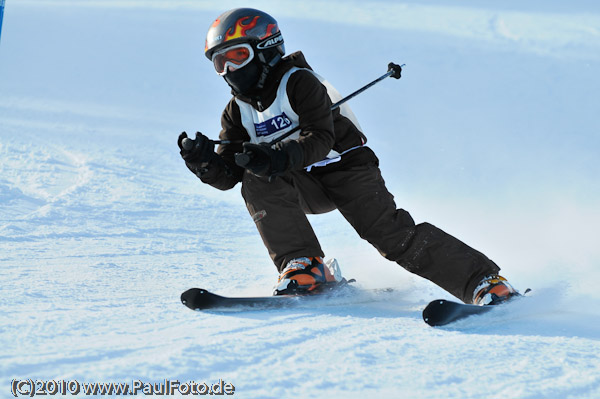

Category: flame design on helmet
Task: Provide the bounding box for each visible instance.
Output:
[262,24,279,39]
[225,16,260,41]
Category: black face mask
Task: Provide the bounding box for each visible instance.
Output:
[223,58,262,96]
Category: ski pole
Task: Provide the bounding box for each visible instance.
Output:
[0,0,6,44]
[182,62,403,150]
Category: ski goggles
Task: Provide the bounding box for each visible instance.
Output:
[212,43,255,76]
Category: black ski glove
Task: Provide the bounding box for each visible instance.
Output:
[178,131,216,164]
[235,140,303,178]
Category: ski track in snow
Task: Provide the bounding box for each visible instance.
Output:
[1,1,600,398]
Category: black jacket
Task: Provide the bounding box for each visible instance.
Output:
[195,51,370,191]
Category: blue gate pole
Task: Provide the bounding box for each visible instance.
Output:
[0,0,6,43]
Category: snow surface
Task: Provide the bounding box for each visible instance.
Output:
[1,1,600,398]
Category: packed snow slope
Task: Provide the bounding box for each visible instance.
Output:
[1,1,600,398]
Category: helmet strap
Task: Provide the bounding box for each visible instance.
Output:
[255,51,282,91]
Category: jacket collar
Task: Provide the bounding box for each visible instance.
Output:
[232,51,313,111]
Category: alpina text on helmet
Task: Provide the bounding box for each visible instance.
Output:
[256,32,283,50]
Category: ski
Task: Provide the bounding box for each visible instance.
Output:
[422,299,494,326]
[422,289,530,326]
[181,279,361,311]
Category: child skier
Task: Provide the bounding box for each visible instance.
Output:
[178,8,518,305]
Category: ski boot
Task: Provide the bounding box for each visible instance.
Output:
[472,275,519,305]
[273,257,343,296]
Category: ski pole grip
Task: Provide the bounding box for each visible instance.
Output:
[234,152,251,168]
[181,137,195,150]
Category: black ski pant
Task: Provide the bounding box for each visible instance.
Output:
[241,161,500,304]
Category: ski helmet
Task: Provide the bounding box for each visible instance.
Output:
[205,8,285,94]
[205,8,285,62]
